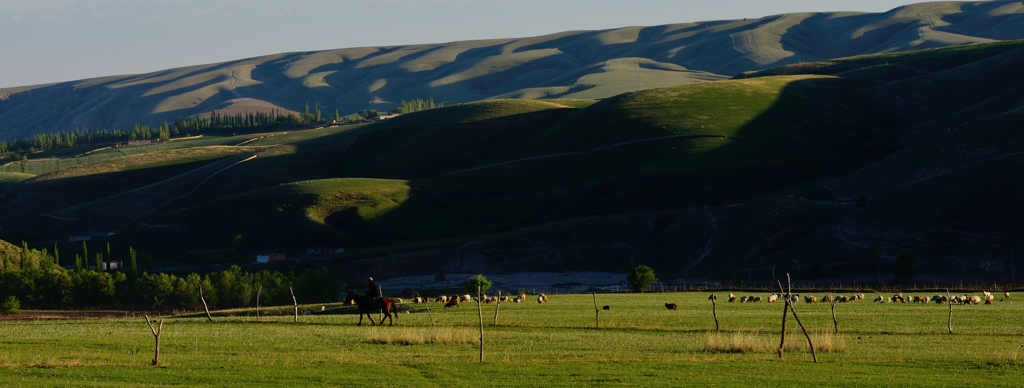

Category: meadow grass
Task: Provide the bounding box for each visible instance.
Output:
[0,292,1022,386]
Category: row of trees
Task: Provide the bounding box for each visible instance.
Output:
[0,243,341,310]
[392,98,442,114]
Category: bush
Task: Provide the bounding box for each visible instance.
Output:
[627,265,658,293]
[464,274,492,295]
[1,295,21,314]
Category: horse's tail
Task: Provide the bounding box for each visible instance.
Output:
[391,299,399,321]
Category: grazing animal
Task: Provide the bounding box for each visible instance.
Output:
[912,296,924,303]
[753,296,763,302]
[343,292,398,326]
[739,296,749,303]
[728,293,737,303]
[821,295,834,303]
[603,305,610,310]
[1005,292,1011,299]
[500,296,509,302]
[874,295,884,303]
[969,295,981,305]
[768,294,779,303]
[512,297,522,303]
[539,294,548,303]
[838,296,849,303]
[985,296,994,305]
[804,295,817,304]
[393,298,403,304]
[665,303,678,310]
[435,295,448,303]
[790,295,799,303]
[444,297,460,308]
[461,294,471,302]
[519,294,527,301]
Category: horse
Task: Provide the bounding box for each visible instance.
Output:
[343,292,398,326]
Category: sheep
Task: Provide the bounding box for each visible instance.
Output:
[728,293,737,303]
[890,295,904,303]
[435,295,448,303]
[874,295,884,303]
[537,295,545,304]
[461,294,471,302]
[821,295,834,303]
[665,303,678,310]
[499,296,509,302]
[512,297,522,303]
[708,294,717,300]
[855,294,866,301]
[412,297,422,304]
[912,295,925,304]
[393,298,403,304]
[968,295,981,305]
[790,295,799,303]
[804,295,817,304]
[931,295,947,304]
[540,294,548,303]
[320,306,326,312]
[519,293,527,301]
[983,291,992,299]
[838,296,849,303]
[444,298,460,308]
[985,295,994,305]
[602,305,610,310]
[752,296,763,303]
[739,296,749,303]
[1005,292,1011,299]
[768,294,779,303]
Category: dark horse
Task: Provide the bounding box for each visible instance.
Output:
[343,292,398,326]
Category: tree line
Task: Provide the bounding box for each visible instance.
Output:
[0,98,445,162]
[0,242,341,310]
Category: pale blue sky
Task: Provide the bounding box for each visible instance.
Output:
[0,0,925,88]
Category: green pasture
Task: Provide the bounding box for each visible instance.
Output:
[1,292,1022,386]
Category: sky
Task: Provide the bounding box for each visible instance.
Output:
[0,0,925,88]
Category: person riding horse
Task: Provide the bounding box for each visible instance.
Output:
[365,277,379,299]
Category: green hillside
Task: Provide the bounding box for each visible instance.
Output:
[2,1,1024,141]
[1,38,1023,281]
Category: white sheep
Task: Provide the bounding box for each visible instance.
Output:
[739,296,749,303]
[728,293,737,303]
[461,294,471,302]
[874,295,884,303]
[768,294,779,303]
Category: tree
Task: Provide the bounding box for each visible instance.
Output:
[464,274,492,295]
[127,247,139,280]
[334,108,340,122]
[894,250,919,284]
[1,296,21,314]
[627,265,658,293]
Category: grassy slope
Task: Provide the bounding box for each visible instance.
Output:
[1,293,1023,386]
[3,1,1024,140]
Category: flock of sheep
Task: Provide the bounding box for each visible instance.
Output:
[393,293,548,308]
[705,291,1010,307]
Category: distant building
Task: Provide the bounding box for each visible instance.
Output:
[377,114,400,120]
[69,235,92,242]
[306,247,344,255]
[256,253,286,264]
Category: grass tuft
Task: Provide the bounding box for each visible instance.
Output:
[702,331,845,354]
[363,326,477,346]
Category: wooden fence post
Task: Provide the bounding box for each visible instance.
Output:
[710,293,719,332]
[946,289,953,334]
[476,285,484,362]
[199,284,213,322]
[144,315,163,366]
[290,286,298,323]
[830,293,838,333]
[255,283,262,321]
[492,290,501,325]
[592,292,600,328]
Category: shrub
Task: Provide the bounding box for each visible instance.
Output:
[627,265,658,293]
[464,274,492,295]
[1,295,21,314]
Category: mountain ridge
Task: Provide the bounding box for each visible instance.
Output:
[2,1,1024,141]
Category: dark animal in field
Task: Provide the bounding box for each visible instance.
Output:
[343,292,398,326]
[728,293,737,303]
[444,297,460,308]
[708,294,717,300]
[603,305,610,310]
[665,303,677,310]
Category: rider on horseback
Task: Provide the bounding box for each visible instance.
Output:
[365,277,379,299]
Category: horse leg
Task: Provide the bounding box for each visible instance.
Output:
[358,312,363,326]
[366,310,377,326]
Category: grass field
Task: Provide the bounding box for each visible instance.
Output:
[1,292,1022,386]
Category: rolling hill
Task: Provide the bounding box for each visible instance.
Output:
[3,1,1024,141]
[2,37,1023,283]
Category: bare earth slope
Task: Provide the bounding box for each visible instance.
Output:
[2,1,1024,141]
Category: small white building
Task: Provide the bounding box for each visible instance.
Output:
[256,253,286,263]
